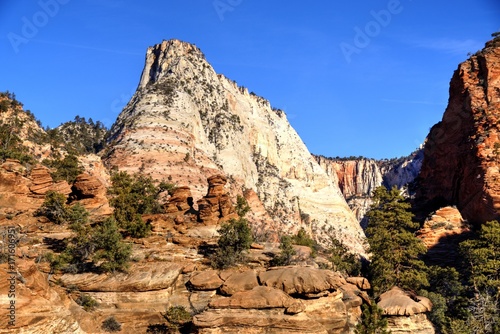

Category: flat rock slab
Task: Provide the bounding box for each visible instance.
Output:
[59,262,184,292]
[193,308,327,333]
[259,267,346,296]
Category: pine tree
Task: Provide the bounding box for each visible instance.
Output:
[459,220,500,334]
[365,186,428,294]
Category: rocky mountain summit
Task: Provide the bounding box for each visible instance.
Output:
[103,39,365,253]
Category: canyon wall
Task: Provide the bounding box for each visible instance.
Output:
[416,38,500,224]
[314,152,423,223]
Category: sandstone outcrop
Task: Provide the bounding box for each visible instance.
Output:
[104,39,366,254]
[259,266,346,296]
[29,165,72,197]
[197,175,236,225]
[0,159,39,213]
[71,173,112,215]
[0,264,84,333]
[189,270,224,291]
[377,286,434,334]
[417,206,471,265]
[1,196,381,334]
[220,269,259,295]
[378,286,432,316]
[166,186,193,213]
[208,286,304,313]
[194,266,370,334]
[58,262,184,292]
[416,38,500,224]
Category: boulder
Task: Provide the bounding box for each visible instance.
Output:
[209,286,304,314]
[220,270,259,296]
[189,270,223,291]
[259,267,346,296]
[71,173,111,215]
[71,173,106,198]
[377,286,432,316]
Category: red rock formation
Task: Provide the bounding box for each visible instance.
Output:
[0,160,39,212]
[29,165,71,197]
[165,186,193,213]
[416,38,500,224]
[197,175,236,224]
[71,173,112,215]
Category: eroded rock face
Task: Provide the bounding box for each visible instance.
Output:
[29,165,72,197]
[0,264,84,333]
[314,157,382,223]
[166,186,193,213]
[378,287,432,316]
[71,173,112,215]
[416,38,500,224]
[314,153,422,224]
[104,39,366,254]
[194,267,368,334]
[417,206,471,265]
[220,270,259,296]
[259,267,346,296]
[58,262,184,292]
[0,160,39,213]
[197,175,236,225]
[208,286,304,312]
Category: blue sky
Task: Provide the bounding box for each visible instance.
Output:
[1,1,499,159]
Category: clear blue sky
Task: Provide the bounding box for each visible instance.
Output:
[1,1,499,159]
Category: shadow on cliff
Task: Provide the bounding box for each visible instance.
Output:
[423,230,473,267]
